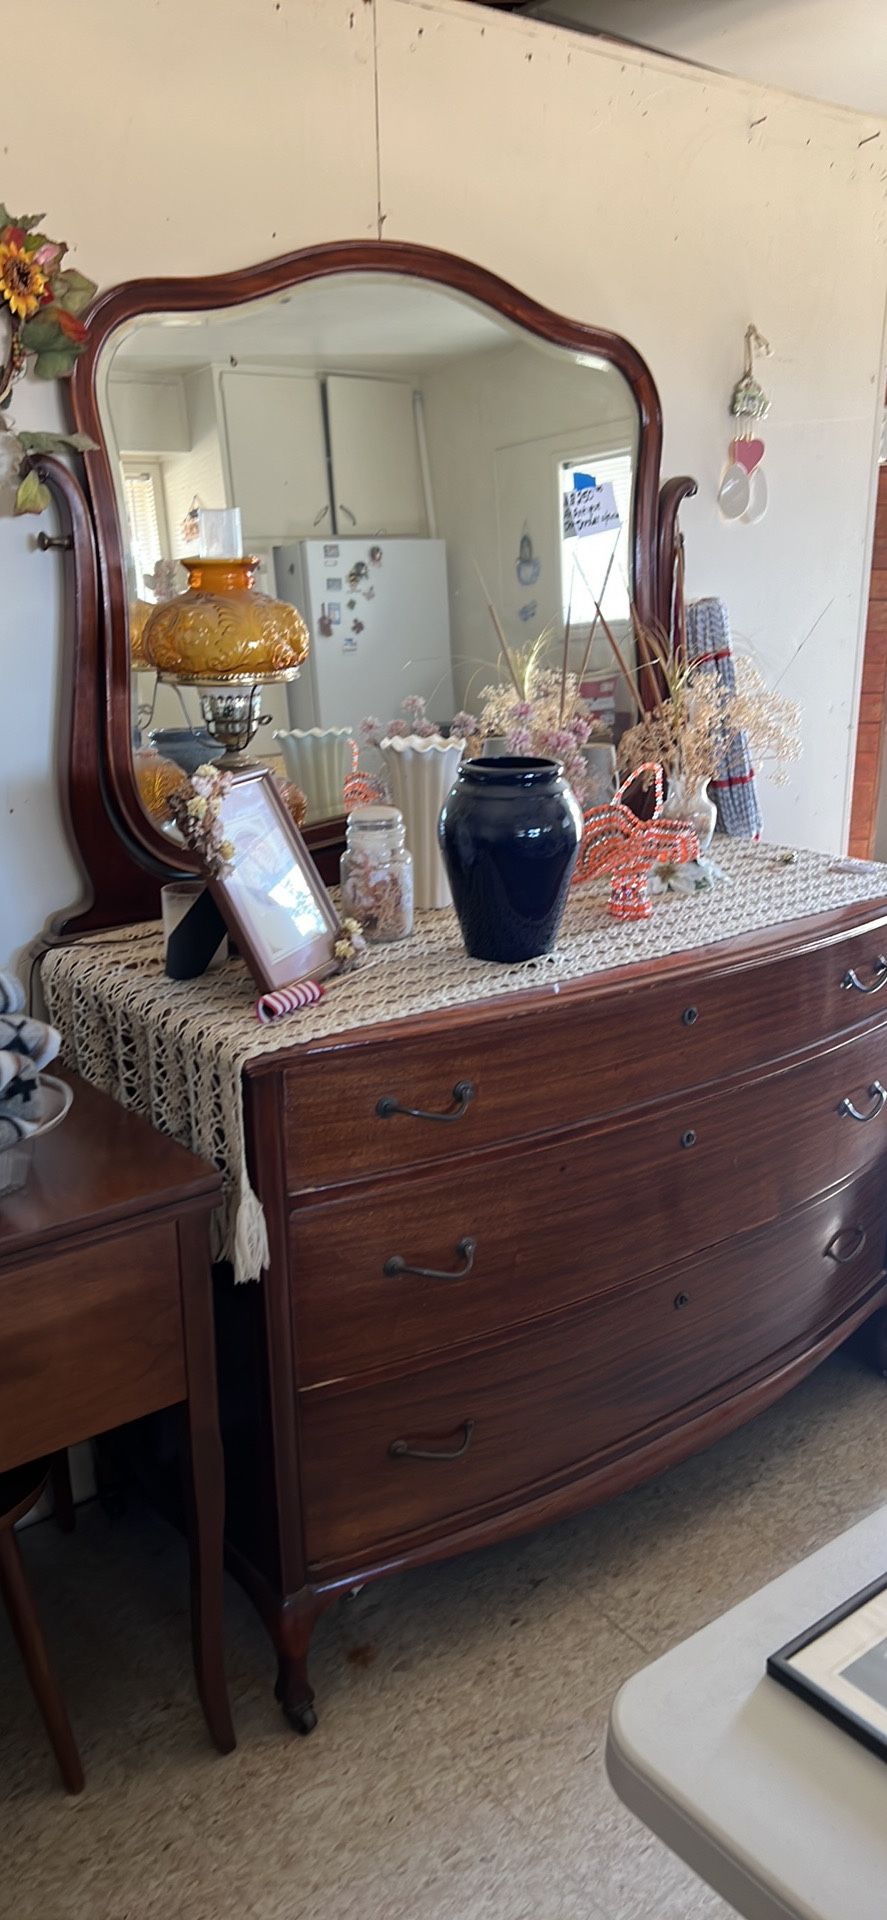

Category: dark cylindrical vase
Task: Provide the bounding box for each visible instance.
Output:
[438,757,582,963]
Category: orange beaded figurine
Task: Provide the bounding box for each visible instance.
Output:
[574,762,700,919]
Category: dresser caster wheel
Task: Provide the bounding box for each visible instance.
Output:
[283,1702,318,1736]
[275,1658,317,1733]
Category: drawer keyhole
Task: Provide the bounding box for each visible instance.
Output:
[682,1007,699,1027]
[674,1291,690,1310]
[680,1128,697,1149]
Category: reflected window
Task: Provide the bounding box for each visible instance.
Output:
[121,460,169,600]
[559,449,633,629]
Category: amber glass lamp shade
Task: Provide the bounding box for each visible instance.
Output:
[141,557,310,684]
[129,599,155,672]
[133,747,190,822]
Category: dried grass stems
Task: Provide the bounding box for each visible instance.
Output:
[618,649,802,789]
[473,554,621,801]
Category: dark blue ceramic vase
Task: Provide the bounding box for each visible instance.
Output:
[438,756,582,962]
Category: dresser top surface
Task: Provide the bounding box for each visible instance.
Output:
[42,842,887,1069]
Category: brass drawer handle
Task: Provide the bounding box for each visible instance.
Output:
[389,1420,475,1462]
[824,1225,867,1263]
[384,1236,477,1282]
[842,956,887,994]
[376,1080,476,1123]
[838,1082,886,1123]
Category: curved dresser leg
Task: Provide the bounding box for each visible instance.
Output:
[274,1591,330,1735]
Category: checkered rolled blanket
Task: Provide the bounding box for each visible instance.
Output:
[686,597,762,839]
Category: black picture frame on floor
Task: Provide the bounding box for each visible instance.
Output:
[768,1571,887,1764]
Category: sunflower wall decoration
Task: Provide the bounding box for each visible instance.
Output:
[0,202,99,514]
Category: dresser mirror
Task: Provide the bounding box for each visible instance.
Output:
[47,241,691,935]
[97,275,644,831]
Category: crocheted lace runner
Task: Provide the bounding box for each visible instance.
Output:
[41,842,887,1282]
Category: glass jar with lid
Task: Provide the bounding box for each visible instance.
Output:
[340,806,414,943]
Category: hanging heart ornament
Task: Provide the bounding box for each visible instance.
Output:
[731,437,765,474]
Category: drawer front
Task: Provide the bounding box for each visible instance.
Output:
[300,1170,887,1565]
[0,1221,186,1471]
[291,1023,887,1384]
[283,911,887,1192]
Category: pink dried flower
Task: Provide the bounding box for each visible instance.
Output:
[359,716,384,747]
[401,694,427,719]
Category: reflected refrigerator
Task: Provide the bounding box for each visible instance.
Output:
[273,537,455,734]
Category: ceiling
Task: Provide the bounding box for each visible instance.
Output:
[110,276,516,376]
[487,0,887,119]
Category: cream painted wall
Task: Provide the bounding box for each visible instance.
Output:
[378,0,887,853]
[1,0,885,969]
[538,0,887,118]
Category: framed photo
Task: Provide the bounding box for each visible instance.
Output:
[208,768,343,993]
[768,1572,887,1764]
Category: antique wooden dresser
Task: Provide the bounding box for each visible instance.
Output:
[34,237,887,1734]
[235,884,887,1727]
[44,857,887,1731]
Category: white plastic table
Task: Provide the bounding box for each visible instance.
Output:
[606,1507,887,1920]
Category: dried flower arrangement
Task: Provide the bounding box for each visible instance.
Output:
[166,764,236,878]
[333,919,367,972]
[473,569,606,802]
[476,648,599,801]
[359,694,477,749]
[616,630,801,794]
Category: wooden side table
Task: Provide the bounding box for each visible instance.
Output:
[0,1072,234,1767]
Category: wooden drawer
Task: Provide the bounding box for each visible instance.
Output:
[280,908,887,1192]
[0,1220,186,1470]
[300,1169,887,1566]
[290,1022,887,1384]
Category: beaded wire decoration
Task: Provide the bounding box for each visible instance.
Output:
[342,735,386,810]
[573,762,700,920]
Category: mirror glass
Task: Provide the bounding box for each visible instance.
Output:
[96,274,640,834]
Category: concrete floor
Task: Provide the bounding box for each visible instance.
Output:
[2,1341,885,1919]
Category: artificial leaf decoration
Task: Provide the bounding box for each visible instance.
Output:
[51,269,97,316]
[17,429,98,455]
[31,347,82,380]
[19,315,66,354]
[14,468,52,515]
[0,201,98,514]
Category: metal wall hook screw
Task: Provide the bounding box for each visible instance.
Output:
[36,531,73,552]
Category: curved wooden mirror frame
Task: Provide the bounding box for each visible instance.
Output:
[48,238,695,937]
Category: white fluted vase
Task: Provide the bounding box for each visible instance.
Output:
[275,727,352,824]
[381,734,465,911]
